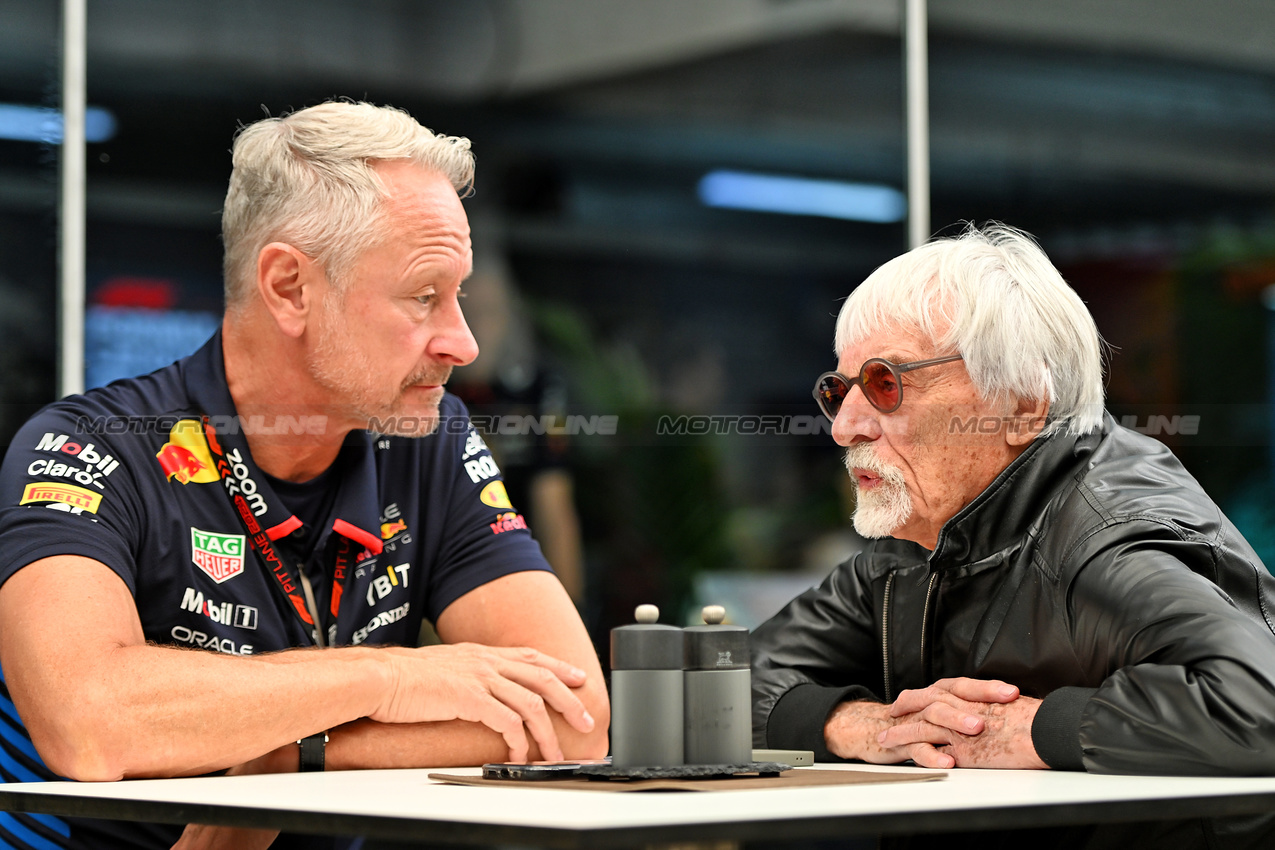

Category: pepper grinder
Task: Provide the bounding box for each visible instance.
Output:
[683,604,752,765]
[610,604,685,767]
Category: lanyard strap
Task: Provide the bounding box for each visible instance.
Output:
[202,420,318,637]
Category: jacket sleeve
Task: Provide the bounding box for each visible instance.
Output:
[1048,520,1275,775]
[751,555,884,760]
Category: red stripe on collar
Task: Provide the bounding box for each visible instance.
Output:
[332,518,384,555]
[265,515,303,541]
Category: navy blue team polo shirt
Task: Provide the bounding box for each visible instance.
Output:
[0,332,550,850]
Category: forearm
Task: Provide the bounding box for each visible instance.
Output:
[239,718,510,775]
[327,716,596,771]
[4,559,603,781]
[0,557,393,781]
[41,640,607,780]
[750,558,883,751]
[245,707,606,778]
[39,644,389,780]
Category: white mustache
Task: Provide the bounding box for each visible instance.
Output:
[843,444,906,487]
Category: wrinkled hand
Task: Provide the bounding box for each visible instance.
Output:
[824,699,907,763]
[372,642,594,762]
[878,677,1047,769]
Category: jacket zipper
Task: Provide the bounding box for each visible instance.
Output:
[881,571,896,702]
[920,572,940,683]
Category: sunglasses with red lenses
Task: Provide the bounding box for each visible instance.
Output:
[812,354,963,419]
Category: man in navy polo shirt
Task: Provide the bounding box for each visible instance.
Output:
[0,101,608,850]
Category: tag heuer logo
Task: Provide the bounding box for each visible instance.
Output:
[190,528,247,584]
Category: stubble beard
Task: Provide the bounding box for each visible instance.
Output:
[307,297,451,438]
[843,444,912,539]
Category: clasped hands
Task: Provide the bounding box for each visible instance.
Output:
[824,677,1047,770]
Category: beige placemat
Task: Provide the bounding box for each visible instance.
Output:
[427,769,946,792]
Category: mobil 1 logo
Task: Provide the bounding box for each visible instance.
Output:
[180,586,259,630]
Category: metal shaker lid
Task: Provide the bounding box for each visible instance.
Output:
[683,605,749,670]
[610,604,684,670]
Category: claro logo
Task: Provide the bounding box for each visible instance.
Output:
[32,433,120,488]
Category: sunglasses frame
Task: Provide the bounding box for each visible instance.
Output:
[812,354,964,419]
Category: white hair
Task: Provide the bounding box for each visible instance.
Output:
[834,223,1105,437]
[221,101,475,310]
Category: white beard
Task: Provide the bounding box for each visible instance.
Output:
[844,444,912,538]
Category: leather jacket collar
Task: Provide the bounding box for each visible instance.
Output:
[926,415,1107,570]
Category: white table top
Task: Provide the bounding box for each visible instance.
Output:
[2,763,1275,847]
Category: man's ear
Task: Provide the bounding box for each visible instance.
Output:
[256,242,318,339]
[1005,394,1050,447]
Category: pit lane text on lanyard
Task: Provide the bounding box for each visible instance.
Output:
[203,419,341,646]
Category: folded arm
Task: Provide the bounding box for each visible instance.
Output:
[751,556,886,759]
[0,557,603,781]
[320,568,608,769]
[1047,534,1275,774]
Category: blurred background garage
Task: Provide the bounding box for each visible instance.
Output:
[3,0,1275,646]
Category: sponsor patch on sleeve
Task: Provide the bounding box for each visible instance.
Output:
[31,432,121,489]
[461,428,489,460]
[489,512,528,535]
[20,481,103,514]
[479,480,514,509]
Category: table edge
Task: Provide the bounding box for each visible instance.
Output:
[3,786,1275,847]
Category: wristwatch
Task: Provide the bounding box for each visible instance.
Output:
[297,731,329,773]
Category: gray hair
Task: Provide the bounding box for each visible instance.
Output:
[221,101,475,310]
[834,223,1105,437]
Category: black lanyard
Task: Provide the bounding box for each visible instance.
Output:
[202,419,320,640]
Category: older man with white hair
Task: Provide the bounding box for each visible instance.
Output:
[752,224,1275,842]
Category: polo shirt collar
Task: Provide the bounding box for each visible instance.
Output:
[181,332,384,556]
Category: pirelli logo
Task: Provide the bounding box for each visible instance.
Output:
[20,482,103,514]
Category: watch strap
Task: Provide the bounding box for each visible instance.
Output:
[297,731,328,773]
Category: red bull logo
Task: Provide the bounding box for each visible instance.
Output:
[157,445,206,483]
[380,519,407,540]
[156,421,220,485]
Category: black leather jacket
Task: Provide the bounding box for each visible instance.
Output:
[753,414,1275,775]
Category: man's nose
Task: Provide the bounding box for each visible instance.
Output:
[429,297,480,366]
[831,384,883,446]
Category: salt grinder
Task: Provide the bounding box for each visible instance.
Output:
[610,604,685,767]
[683,604,752,765]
